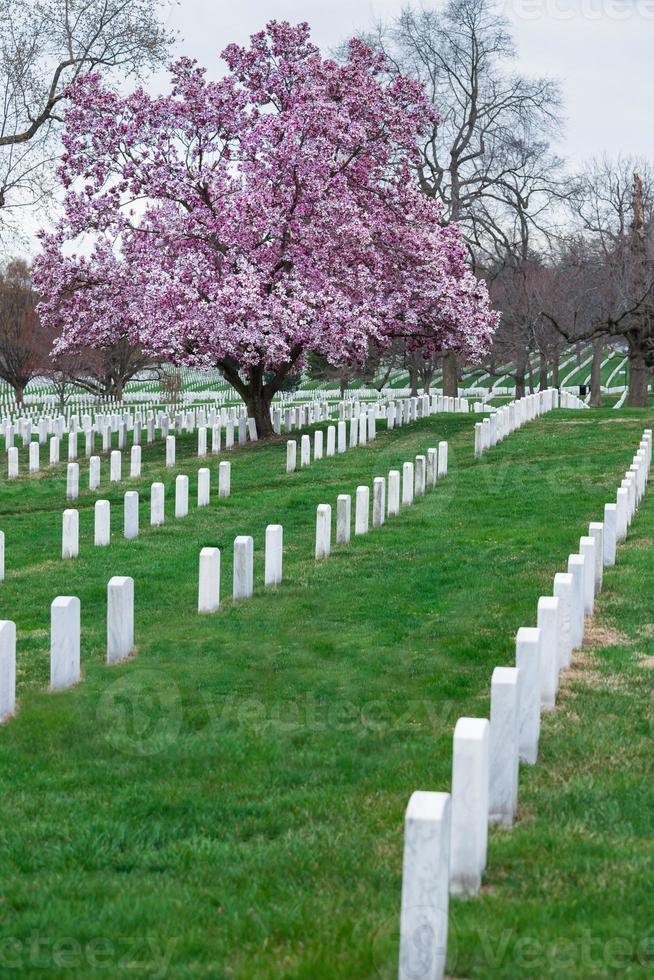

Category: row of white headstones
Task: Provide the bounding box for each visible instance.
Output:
[54,391,448,506]
[59,461,232,558]
[56,426,262,500]
[0,389,567,727]
[5,415,255,481]
[6,392,443,487]
[0,435,451,723]
[0,390,458,704]
[314,445,449,557]
[0,462,232,572]
[1,392,416,464]
[0,573,135,716]
[285,392,447,470]
[473,387,590,457]
[55,397,448,555]
[474,388,560,456]
[397,427,652,980]
[199,442,450,609]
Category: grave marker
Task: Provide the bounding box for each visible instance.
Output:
[50,596,81,690]
[175,475,189,518]
[399,791,451,980]
[107,576,134,663]
[0,620,16,722]
[265,525,283,586]
[515,627,541,764]
[450,717,489,896]
[95,500,110,546]
[336,494,351,545]
[62,509,79,559]
[355,486,370,535]
[489,666,520,826]
[233,536,254,599]
[315,504,332,559]
[198,548,221,612]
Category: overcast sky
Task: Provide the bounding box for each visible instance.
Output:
[157,0,654,163]
[9,0,654,253]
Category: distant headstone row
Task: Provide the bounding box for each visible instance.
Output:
[4,405,260,482]
[314,443,448,559]
[397,428,652,979]
[59,463,232,559]
[286,394,461,474]
[3,393,448,484]
[194,442,449,621]
[474,388,585,458]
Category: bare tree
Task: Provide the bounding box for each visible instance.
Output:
[542,159,654,407]
[0,0,172,244]
[64,337,155,399]
[0,257,50,402]
[161,366,182,409]
[487,254,544,398]
[306,344,397,397]
[367,0,565,394]
[45,348,83,412]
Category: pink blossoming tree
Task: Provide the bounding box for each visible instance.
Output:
[35,21,498,435]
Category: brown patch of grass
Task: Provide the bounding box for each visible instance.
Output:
[559,641,627,693]
[561,660,605,693]
[582,621,630,649]
[18,560,60,575]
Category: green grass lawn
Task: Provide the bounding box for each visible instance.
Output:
[0,409,653,977]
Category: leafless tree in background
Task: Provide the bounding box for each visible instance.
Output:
[0,0,172,248]
[161,366,183,409]
[367,0,566,394]
[0,257,51,402]
[65,337,155,400]
[541,158,654,407]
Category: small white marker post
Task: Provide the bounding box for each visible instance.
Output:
[315,505,332,559]
[198,548,221,613]
[50,596,81,690]
[107,576,134,664]
[264,525,283,586]
[398,791,451,980]
[0,620,16,722]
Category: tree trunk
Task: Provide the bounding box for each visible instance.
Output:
[442,351,458,397]
[115,379,124,400]
[551,350,560,389]
[539,351,548,391]
[220,354,301,439]
[627,348,650,408]
[421,366,433,395]
[515,349,527,400]
[14,383,24,405]
[408,367,419,397]
[590,340,603,407]
[244,386,274,438]
[339,378,348,399]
